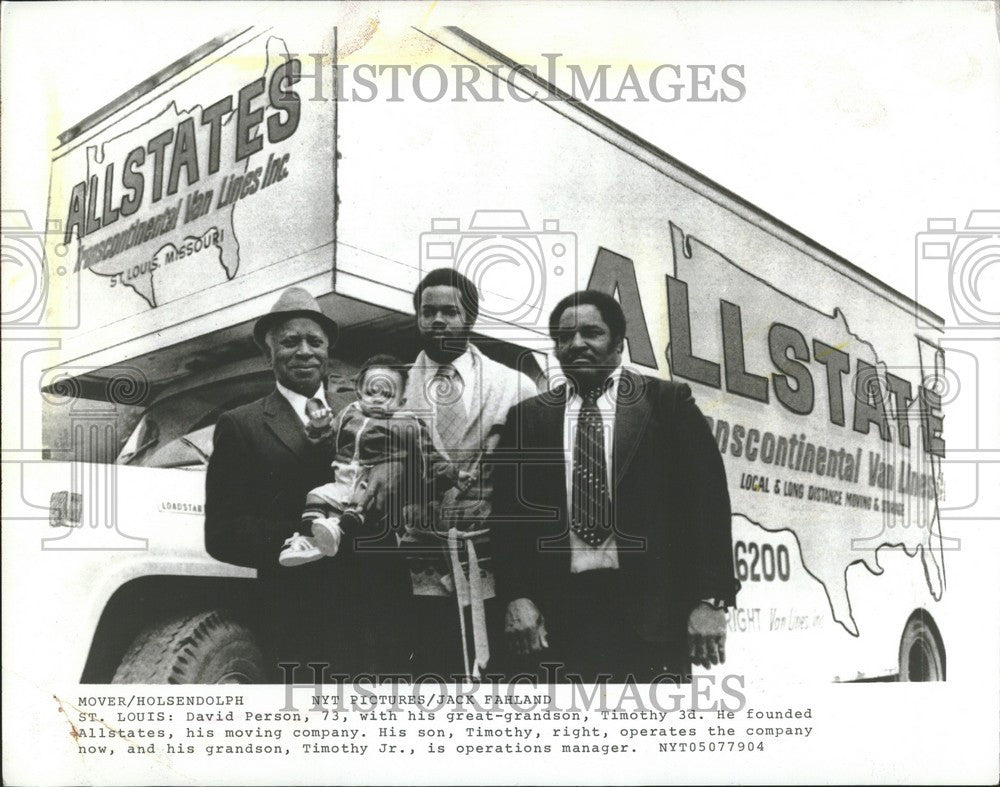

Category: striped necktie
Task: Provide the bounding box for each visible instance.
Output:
[570,387,613,547]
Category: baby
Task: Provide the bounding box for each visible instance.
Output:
[279,353,470,567]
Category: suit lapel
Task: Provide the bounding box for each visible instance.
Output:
[550,385,567,457]
[264,390,308,457]
[614,369,654,487]
[535,386,571,555]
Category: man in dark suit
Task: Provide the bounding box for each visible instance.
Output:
[490,290,738,683]
[205,287,409,678]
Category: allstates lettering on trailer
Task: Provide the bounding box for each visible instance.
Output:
[62,40,302,309]
[65,60,301,250]
[584,223,944,637]
[652,223,945,636]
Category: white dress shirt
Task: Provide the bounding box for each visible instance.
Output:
[410,347,477,414]
[276,381,339,548]
[563,366,624,573]
[402,344,537,599]
[275,381,329,426]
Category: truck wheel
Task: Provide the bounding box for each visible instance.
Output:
[112,611,265,684]
[898,611,945,682]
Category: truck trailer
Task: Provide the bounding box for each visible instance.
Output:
[3,20,949,685]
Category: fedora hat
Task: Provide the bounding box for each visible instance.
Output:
[253,287,339,349]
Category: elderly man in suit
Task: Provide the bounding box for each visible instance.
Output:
[490,289,739,683]
[205,287,409,678]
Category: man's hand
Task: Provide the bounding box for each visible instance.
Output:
[305,401,333,431]
[357,460,404,515]
[505,598,549,656]
[688,603,728,668]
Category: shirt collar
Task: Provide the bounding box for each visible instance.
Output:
[275,381,327,424]
[416,345,477,383]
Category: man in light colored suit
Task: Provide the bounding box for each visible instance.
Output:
[403,268,537,678]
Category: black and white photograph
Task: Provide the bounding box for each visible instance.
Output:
[2,1,998,784]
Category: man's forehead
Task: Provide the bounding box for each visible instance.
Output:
[558,304,606,329]
[273,316,325,336]
[420,285,463,307]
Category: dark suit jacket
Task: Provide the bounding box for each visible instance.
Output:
[204,389,413,674]
[490,370,738,646]
[205,390,331,579]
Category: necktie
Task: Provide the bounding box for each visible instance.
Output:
[571,387,613,547]
[431,364,468,457]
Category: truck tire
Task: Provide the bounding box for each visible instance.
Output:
[112,611,265,684]
[898,611,945,682]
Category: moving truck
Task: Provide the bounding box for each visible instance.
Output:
[3,21,949,685]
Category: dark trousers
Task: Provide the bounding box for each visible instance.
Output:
[543,569,690,684]
[409,595,505,681]
[257,573,348,684]
[260,545,413,682]
[339,545,413,678]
